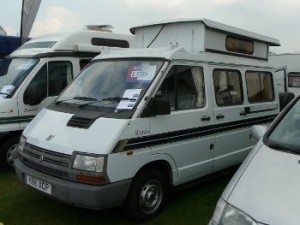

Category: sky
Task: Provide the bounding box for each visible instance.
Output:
[0,0,300,53]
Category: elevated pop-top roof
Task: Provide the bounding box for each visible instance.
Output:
[130,18,280,60]
[130,18,279,46]
[10,25,134,57]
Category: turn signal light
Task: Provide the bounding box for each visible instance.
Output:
[76,175,106,184]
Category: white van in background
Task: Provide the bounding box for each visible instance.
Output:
[0,26,133,170]
[15,18,283,221]
[270,53,300,96]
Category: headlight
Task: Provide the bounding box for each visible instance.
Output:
[18,136,27,152]
[73,154,104,172]
[210,198,257,225]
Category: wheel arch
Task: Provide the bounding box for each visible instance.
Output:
[133,156,177,187]
[0,130,23,144]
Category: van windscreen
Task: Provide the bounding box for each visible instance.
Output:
[0,58,39,99]
[56,59,164,112]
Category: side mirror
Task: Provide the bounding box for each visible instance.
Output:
[251,125,267,141]
[141,98,171,118]
[279,92,295,111]
[23,83,43,106]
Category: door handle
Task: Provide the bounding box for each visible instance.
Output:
[201,116,211,121]
[240,111,247,116]
[216,114,224,119]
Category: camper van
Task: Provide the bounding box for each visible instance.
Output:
[14,19,282,221]
[270,53,300,96]
[0,26,133,170]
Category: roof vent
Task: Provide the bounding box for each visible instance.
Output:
[86,25,113,33]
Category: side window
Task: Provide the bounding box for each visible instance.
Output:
[29,64,48,101]
[288,72,300,87]
[24,61,73,105]
[155,65,205,111]
[79,59,91,70]
[48,61,73,96]
[246,71,274,103]
[213,70,243,106]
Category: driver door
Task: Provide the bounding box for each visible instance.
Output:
[18,59,74,129]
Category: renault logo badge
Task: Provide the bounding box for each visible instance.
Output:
[45,134,55,141]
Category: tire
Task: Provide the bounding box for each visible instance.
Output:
[0,135,20,171]
[123,168,169,222]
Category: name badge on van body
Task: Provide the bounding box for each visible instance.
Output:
[135,129,151,136]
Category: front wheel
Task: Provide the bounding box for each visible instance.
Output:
[123,168,169,222]
[0,135,20,171]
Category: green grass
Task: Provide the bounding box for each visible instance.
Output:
[0,171,233,225]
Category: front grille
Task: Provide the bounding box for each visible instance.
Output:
[23,143,71,167]
[67,116,95,129]
[20,143,72,179]
[23,158,68,178]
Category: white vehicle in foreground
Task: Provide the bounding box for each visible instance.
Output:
[15,18,285,221]
[0,26,133,170]
[209,95,300,225]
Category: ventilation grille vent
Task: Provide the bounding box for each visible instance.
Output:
[67,116,95,129]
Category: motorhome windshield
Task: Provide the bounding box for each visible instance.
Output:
[0,58,39,98]
[56,59,164,111]
[267,98,300,153]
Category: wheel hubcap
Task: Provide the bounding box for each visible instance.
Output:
[139,179,163,214]
[6,144,17,167]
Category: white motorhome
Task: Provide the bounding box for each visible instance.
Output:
[15,19,282,221]
[270,53,300,96]
[0,26,133,170]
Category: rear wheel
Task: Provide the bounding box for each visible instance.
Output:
[123,168,169,222]
[0,135,20,171]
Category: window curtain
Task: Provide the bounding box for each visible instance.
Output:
[191,67,204,107]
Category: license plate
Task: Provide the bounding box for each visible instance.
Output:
[26,175,52,195]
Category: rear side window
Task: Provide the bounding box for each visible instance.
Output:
[213,70,243,106]
[246,71,274,103]
[288,72,300,87]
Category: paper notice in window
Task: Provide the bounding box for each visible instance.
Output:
[1,85,14,95]
[127,65,156,82]
[117,89,142,110]
[0,94,6,99]
[292,78,300,87]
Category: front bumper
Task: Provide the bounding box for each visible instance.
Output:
[14,158,132,210]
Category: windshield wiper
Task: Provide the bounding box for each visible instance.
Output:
[101,97,137,102]
[78,99,103,108]
[78,97,137,108]
[268,141,300,154]
[55,96,98,105]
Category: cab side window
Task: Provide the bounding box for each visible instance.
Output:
[213,70,243,106]
[48,61,73,96]
[155,65,205,110]
[29,64,47,101]
[24,61,73,104]
[246,71,274,103]
[80,59,91,70]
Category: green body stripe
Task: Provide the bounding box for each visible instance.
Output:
[0,116,35,125]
